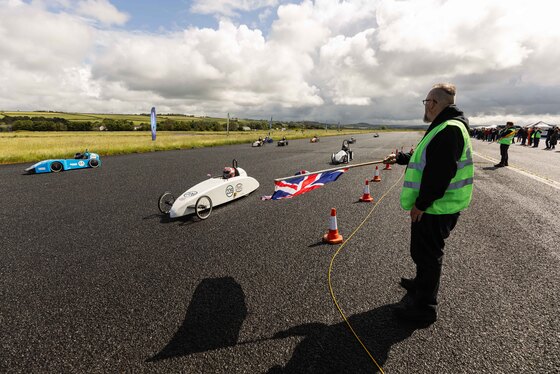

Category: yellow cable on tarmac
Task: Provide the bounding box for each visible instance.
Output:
[327,169,405,374]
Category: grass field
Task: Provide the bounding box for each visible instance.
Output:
[0,129,374,164]
[0,111,256,126]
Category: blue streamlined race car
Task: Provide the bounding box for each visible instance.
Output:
[25,150,101,174]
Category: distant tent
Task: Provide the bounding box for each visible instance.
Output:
[526,121,554,129]
[242,126,251,131]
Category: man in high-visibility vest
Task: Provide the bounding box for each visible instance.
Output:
[383,83,473,324]
[494,121,516,167]
[532,128,542,148]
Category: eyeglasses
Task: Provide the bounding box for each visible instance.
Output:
[422,99,437,105]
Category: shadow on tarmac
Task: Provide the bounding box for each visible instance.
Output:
[307,241,330,248]
[146,277,423,372]
[142,212,203,226]
[147,277,247,362]
[266,300,423,374]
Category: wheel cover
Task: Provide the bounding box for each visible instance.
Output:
[51,162,62,172]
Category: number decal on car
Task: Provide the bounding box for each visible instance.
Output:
[225,185,234,197]
[179,191,198,200]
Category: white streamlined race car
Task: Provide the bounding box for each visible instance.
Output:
[331,139,354,164]
[158,160,260,220]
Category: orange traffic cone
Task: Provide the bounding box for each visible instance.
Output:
[323,208,343,244]
[371,166,382,182]
[383,161,392,170]
[359,179,374,202]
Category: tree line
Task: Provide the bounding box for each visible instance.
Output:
[0,115,328,132]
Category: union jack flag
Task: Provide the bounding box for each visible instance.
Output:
[270,169,348,200]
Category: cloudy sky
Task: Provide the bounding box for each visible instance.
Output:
[1,0,560,126]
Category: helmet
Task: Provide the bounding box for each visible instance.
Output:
[223,167,235,179]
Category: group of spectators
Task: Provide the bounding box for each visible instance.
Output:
[471,124,559,150]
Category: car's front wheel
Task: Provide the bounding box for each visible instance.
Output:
[195,196,213,220]
[50,161,63,173]
[88,159,99,168]
[158,192,175,214]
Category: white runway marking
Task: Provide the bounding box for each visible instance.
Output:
[473,151,560,191]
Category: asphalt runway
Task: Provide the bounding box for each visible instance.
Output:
[1,132,559,373]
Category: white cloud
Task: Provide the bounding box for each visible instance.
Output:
[2,0,560,125]
[74,0,129,26]
[0,1,93,71]
[191,0,279,18]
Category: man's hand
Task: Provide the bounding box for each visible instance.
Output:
[383,153,397,164]
[410,205,424,222]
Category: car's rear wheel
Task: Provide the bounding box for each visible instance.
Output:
[195,196,212,220]
[50,161,63,173]
[158,192,175,214]
[88,159,99,168]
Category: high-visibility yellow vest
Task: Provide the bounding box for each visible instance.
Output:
[498,128,516,145]
[400,119,474,214]
[532,131,541,139]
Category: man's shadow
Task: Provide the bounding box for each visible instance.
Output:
[147,277,247,361]
[267,298,422,374]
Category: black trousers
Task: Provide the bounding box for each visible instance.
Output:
[410,212,460,306]
[499,144,509,165]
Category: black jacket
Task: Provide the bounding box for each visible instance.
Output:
[396,105,469,211]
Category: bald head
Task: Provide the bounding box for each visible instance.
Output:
[431,83,456,106]
[423,83,456,123]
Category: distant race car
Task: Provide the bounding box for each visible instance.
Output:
[347,137,356,144]
[158,159,260,220]
[331,140,354,164]
[25,150,101,174]
[310,136,320,143]
[373,133,380,138]
[264,136,274,144]
[252,139,264,147]
[277,138,289,146]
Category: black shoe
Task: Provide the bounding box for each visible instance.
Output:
[504,163,508,166]
[399,277,416,292]
[393,301,437,324]
[494,163,504,167]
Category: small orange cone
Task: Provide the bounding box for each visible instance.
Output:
[323,208,343,244]
[383,161,392,170]
[359,179,374,202]
[371,166,382,182]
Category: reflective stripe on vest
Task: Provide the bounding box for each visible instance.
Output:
[400,119,474,214]
[498,129,515,145]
